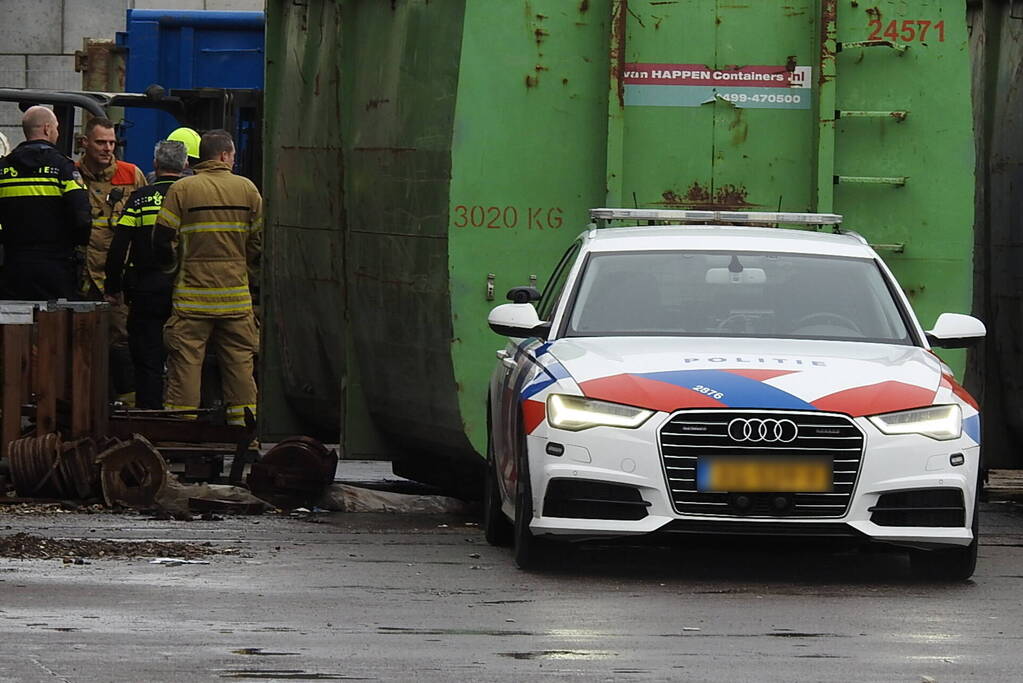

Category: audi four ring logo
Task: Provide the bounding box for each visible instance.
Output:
[727,417,799,443]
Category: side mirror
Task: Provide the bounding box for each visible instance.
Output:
[506,286,541,303]
[488,303,550,339]
[925,313,986,349]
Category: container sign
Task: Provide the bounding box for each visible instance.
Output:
[624,63,812,110]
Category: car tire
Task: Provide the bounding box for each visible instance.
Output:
[484,429,513,547]
[513,450,546,570]
[910,490,979,581]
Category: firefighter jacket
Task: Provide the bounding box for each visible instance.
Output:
[77,157,146,292]
[104,175,179,302]
[0,140,91,259]
[155,160,262,318]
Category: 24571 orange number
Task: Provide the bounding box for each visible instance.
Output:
[868,19,944,43]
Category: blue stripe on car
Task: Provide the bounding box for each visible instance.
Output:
[637,369,817,411]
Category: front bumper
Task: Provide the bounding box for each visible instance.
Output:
[526,412,979,549]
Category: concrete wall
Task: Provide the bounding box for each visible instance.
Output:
[0,0,263,149]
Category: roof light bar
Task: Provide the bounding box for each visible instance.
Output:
[589,208,843,226]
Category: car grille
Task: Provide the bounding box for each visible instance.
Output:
[659,410,864,518]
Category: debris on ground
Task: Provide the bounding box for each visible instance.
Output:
[318,483,468,514]
[97,435,272,519]
[158,479,272,519]
[0,532,221,561]
[0,501,112,516]
[149,557,211,566]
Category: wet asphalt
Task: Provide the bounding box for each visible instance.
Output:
[1,499,1023,682]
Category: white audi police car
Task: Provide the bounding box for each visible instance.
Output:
[485,209,985,579]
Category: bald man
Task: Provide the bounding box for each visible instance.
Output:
[0,107,91,299]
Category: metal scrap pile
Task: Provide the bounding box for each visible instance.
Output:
[1,433,349,517]
[2,433,272,517]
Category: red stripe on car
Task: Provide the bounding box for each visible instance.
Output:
[580,373,725,412]
[812,381,937,417]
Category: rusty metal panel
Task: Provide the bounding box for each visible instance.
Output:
[966,0,1023,467]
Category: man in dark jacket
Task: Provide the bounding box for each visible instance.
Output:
[0,106,91,299]
[104,140,186,409]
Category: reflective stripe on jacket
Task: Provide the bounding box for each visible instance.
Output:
[104,177,178,297]
[78,159,146,291]
[155,160,262,318]
[0,140,91,257]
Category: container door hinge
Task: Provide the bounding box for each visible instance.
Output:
[836,110,908,122]
[837,40,909,55]
[486,273,496,301]
[834,175,908,187]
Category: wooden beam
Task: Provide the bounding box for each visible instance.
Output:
[2,325,31,458]
[34,311,61,435]
[70,311,97,438]
[92,307,110,437]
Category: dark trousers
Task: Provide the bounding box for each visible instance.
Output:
[127,295,171,409]
[0,256,75,300]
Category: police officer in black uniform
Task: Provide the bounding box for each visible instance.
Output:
[0,106,91,299]
[103,140,186,409]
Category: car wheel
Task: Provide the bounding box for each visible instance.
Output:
[484,429,513,547]
[910,491,979,581]
[513,450,546,570]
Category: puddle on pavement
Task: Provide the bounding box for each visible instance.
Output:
[232,648,300,656]
[378,626,534,637]
[499,650,617,661]
[220,672,367,681]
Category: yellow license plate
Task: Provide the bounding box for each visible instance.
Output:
[698,457,833,493]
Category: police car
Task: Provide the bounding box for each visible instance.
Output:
[485,209,985,580]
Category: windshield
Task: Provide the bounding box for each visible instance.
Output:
[564,250,912,344]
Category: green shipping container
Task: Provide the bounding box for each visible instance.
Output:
[261,0,976,492]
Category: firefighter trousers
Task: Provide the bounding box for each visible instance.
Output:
[163,310,258,425]
[127,299,171,410]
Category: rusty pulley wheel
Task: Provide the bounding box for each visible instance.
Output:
[247,437,338,509]
[97,435,167,509]
[60,438,101,499]
[9,433,63,498]
[8,434,102,499]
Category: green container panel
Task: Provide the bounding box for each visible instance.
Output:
[262,0,978,488]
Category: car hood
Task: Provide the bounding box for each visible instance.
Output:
[543,337,952,417]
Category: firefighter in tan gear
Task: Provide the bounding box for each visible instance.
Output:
[77,117,146,403]
[155,130,261,426]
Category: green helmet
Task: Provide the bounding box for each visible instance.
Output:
[167,127,200,161]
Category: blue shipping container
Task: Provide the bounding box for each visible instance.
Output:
[116,9,265,170]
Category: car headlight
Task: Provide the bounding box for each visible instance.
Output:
[867,404,962,440]
[546,394,654,431]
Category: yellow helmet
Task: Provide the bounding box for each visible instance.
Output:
[167,127,200,161]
